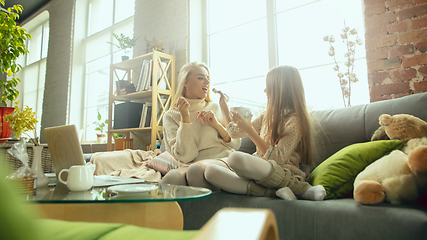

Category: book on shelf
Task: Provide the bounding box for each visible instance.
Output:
[136,59,146,91]
[138,102,152,128]
[145,61,168,90]
[139,103,146,128]
[144,103,152,127]
[136,59,152,92]
[143,61,153,91]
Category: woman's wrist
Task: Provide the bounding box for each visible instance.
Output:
[181,115,190,123]
[215,123,231,142]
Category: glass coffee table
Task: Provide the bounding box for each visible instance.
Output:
[30,182,211,230]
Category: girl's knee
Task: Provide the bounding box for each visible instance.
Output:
[227,151,248,169]
[204,165,222,182]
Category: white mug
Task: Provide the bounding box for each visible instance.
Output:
[58,163,96,191]
[230,107,251,118]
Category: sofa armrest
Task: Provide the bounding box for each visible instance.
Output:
[193,208,279,240]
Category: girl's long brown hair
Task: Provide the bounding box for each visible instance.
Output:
[264,65,313,167]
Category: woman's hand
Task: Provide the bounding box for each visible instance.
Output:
[231,109,253,133]
[197,110,220,128]
[175,96,190,123]
[198,110,231,142]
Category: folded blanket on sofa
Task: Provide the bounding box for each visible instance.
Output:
[90,149,161,182]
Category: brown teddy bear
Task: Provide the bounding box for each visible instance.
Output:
[354,113,427,205]
[354,141,427,204]
[371,114,427,141]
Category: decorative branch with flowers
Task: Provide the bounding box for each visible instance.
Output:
[324,22,364,107]
[3,101,39,145]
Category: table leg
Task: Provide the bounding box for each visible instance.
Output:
[35,201,183,230]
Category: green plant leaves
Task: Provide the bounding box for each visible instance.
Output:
[0,0,32,106]
[107,33,138,54]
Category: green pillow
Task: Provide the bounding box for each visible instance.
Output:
[0,172,42,240]
[36,219,198,240]
[307,140,404,199]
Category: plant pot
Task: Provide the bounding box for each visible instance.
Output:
[121,55,129,61]
[0,106,15,144]
[97,134,106,143]
[114,137,133,151]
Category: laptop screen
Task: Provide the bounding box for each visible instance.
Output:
[44,124,85,179]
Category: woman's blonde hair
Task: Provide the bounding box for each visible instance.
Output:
[172,61,212,105]
[264,65,313,167]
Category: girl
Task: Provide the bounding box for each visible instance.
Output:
[205,65,326,201]
[160,62,240,190]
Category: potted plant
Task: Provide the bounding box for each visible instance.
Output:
[107,33,138,61]
[93,112,108,143]
[0,0,32,142]
[3,101,49,187]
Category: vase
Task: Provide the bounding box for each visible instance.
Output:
[31,145,49,188]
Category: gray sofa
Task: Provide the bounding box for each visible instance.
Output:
[179,92,427,240]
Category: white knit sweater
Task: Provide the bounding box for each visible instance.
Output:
[163,98,241,166]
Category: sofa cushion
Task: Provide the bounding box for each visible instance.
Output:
[100,224,198,240]
[146,151,178,175]
[35,219,198,240]
[311,104,368,166]
[35,219,124,240]
[311,92,427,167]
[179,191,427,240]
[365,92,427,139]
[0,172,42,240]
[306,140,404,199]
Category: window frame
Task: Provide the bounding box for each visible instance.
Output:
[194,0,368,111]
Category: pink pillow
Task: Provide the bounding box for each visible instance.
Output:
[146,151,178,175]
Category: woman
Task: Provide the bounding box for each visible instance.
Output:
[160,62,240,189]
[205,66,326,201]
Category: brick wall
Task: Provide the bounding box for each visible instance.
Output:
[364,0,427,102]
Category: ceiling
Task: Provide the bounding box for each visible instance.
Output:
[3,0,50,24]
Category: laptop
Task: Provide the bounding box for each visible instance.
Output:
[44,124,85,179]
[44,124,145,186]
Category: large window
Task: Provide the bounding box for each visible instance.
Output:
[203,0,368,112]
[82,0,135,141]
[16,11,50,139]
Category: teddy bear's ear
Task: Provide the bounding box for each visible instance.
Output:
[379,114,393,126]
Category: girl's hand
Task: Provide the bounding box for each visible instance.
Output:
[197,110,219,128]
[231,108,253,133]
[175,96,190,123]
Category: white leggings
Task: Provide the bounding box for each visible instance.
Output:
[204,151,273,194]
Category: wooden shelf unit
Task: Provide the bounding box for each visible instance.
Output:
[107,51,175,151]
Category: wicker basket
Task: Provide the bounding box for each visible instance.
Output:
[8,175,36,195]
